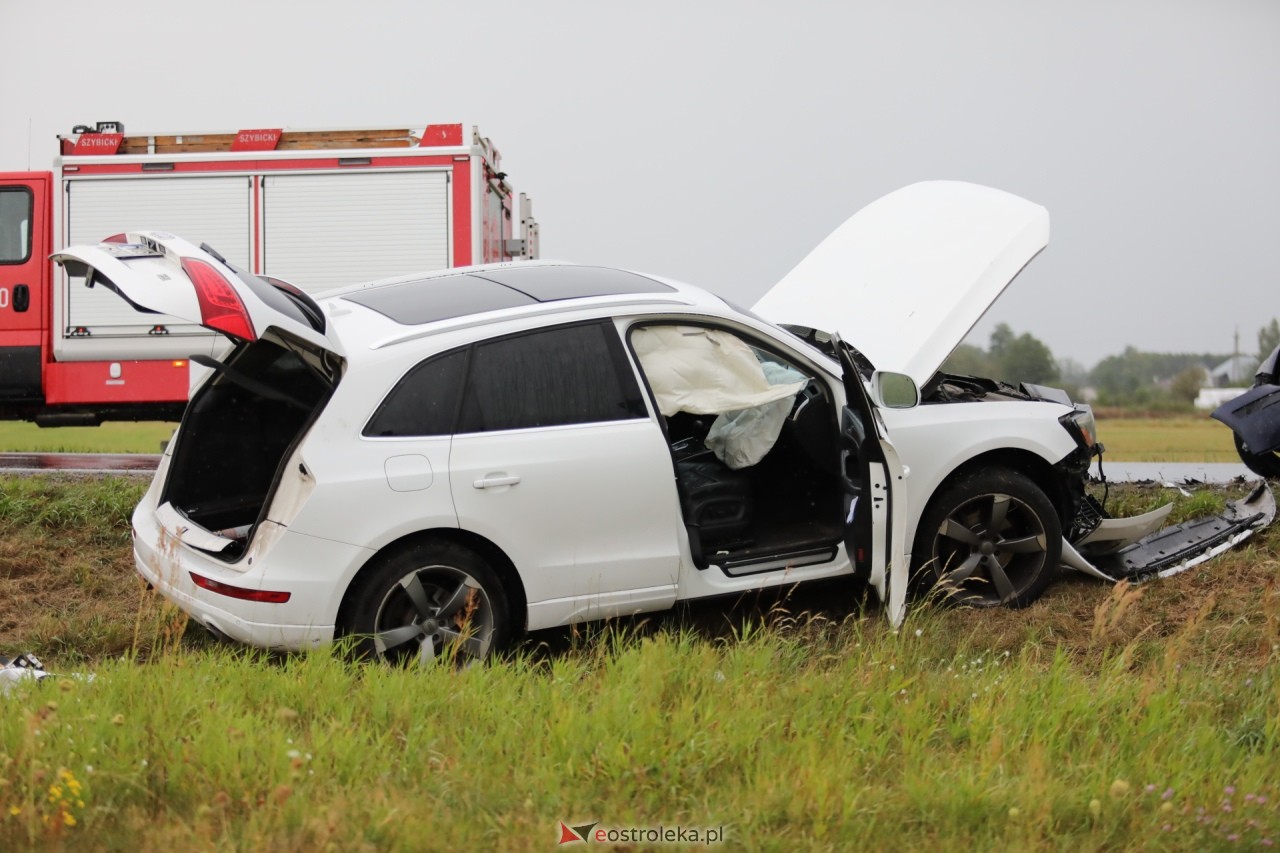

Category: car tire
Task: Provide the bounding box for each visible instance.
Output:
[345,539,509,665]
[1233,432,1280,479]
[911,467,1062,609]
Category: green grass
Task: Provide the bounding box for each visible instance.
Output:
[0,475,143,533]
[1095,416,1239,463]
[2,616,1277,850]
[0,422,176,454]
[1,476,1278,848]
[0,479,1274,845]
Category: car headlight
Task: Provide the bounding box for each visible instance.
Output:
[1060,404,1099,452]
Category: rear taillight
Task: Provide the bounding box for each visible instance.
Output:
[181,258,256,341]
[190,572,290,603]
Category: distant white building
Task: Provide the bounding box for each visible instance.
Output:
[1195,387,1246,410]
[1210,354,1257,387]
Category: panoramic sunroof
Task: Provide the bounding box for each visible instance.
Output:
[342,265,675,325]
[469,265,673,301]
[343,275,537,325]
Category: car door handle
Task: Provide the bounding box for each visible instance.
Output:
[473,474,521,489]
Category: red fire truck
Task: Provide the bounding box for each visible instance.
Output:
[0,122,540,424]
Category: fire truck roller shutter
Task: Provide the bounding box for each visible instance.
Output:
[65,176,251,336]
[261,170,450,292]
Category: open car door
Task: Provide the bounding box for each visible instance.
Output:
[52,231,340,357]
[832,333,909,626]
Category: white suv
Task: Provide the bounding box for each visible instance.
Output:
[56,182,1272,662]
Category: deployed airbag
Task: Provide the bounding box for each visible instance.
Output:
[633,326,807,467]
[632,326,806,416]
[706,362,808,468]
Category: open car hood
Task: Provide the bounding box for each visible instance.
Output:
[752,181,1049,387]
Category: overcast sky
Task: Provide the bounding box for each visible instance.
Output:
[3,0,1277,368]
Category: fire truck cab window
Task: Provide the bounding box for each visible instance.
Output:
[0,188,32,264]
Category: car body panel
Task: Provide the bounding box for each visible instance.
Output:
[1074,505,1173,554]
[753,181,1049,387]
[448,418,682,623]
[131,470,374,648]
[97,183,1273,653]
[876,401,1080,552]
[832,332,903,613]
[1212,383,1280,455]
[52,231,341,356]
[1061,485,1275,583]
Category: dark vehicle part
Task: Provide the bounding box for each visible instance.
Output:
[162,334,337,553]
[1233,431,1280,479]
[1062,483,1275,583]
[1213,381,1280,478]
[1212,344,1280,478]
[1092,483,1273,581]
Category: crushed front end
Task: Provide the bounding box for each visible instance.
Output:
[1049,393,1277,584]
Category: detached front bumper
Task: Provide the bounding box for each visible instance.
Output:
[1061,482,1276,583]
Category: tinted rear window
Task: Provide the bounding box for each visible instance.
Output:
[364,320,646,437]
[363,350,467,437]
[458,321,646,433]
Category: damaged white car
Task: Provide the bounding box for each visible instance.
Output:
[54,181,1273,663]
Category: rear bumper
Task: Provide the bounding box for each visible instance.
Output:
[132,502,375,650]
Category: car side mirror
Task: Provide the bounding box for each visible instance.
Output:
[871,371,919,409]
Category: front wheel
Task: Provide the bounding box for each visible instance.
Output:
[1233,432,1280,479]
[912,468,1062,609]
[345,540,509,665]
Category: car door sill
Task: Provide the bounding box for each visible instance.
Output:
[713,544,839,576]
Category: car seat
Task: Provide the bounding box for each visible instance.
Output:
[676,455,753,545]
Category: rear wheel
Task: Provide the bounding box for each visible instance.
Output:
[912,468,1061,609]
[1233,432,1280,479]
[345,540,509,665]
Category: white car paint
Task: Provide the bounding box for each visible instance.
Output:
[63,182,1257,658]
[52,232,341,356]
[753,181,1049,388]
[877,401,1080,551]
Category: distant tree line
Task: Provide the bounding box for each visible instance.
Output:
[940,319,1280,410]
[944,323,1059,386]
[1088,349,1225,408]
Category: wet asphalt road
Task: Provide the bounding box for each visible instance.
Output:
[0,453,162,475]
[1089,460,1255,484]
